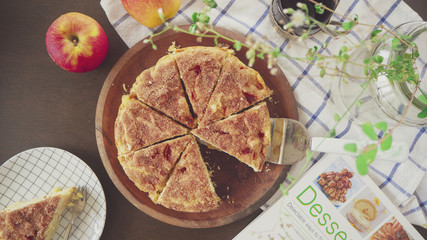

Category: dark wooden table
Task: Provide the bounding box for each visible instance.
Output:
[1,1,426,239]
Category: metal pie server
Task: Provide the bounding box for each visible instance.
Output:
[266,118,410,165]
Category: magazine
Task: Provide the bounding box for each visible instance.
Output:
[234,154,423,240]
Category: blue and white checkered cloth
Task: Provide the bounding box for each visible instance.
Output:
[101,0,427,227]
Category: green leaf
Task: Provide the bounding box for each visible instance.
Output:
[374,121,388,132]
[392,37,403,52]
[322,42,328,48]
[214,37,218,46]
[356,154,369,175]
[372,55,384,64]
[203,0,217,8]
[380,134,392,151]
[326,128,336,137]
[189,24,197,34]
[334,113,341,122]
[370,29,382,39]
[342,21,355,31]
[273,47,281,58]
[257,52,264,59]
[198,13,210,24]
[314,3,324,14]
[344,143,357,153]
[233,41,242,51]
[192,12,199,23]
[418,107,427,119]
[362,122,378,140]
[320,68,325,78]
[418,95,427,104]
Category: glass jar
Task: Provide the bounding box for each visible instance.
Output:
[331,21,427,127]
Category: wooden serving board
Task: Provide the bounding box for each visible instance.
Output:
[95,25,298,228]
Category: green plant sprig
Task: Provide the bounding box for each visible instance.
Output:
[146,0,424,178]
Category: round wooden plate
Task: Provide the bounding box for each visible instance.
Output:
[95,25,299,228]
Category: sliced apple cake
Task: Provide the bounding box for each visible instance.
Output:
[0,187,76,240]
[114,95,188,155]
[192,102,271,172]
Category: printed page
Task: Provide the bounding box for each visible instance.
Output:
[234,154,423,240]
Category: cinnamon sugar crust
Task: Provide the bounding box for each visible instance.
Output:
[0,188,75,240]
[130,55,195,128]
[157,138,220,212]
[173,46,234,121]
[192,102,271,172]
[118,135,192,202]
[114,95,188,155]
[200,55,272,126]
[0,197,59,240]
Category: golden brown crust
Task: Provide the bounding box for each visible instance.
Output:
[118,135,192,202]
[174,46,233,121]
[0,188,74,240]
[199,55,272,126]
[0,197,59,240]
[157,137,220,212]
[114,95,188,155]
[192,102,271,172]
[130,55,195,128]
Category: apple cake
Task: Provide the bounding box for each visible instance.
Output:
[157,138,220,212]
[199,55,272,127]
[173,46,234,121]
[114,95,188,155]
[118,135,192,202]
[192,102,271,172]
[0,187,75,240]
[130,55,195,128]
[115,46,274,212]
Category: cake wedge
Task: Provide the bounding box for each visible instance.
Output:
[173,46,233,121]
[192,102,271,172]
[0,187,76,240]
[157,138,220,212]
[130,55,195,128]
[118,135,193,202]
[199,55,272,126]
[114,95,188,155]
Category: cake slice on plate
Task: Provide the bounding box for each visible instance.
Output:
[173,46,233,121]
[114,95,188,155]
[0,187,76,240]
[199,55,272,126]
[118,135,193,202]
[192,102,271,172]
[157,138,220,212]
[130,55,195,128]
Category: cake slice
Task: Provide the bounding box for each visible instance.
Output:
[118,135,193,202]
[173,46,233,121]
[192,102,271,172]
[0,187,76,240]
[157,138,220,212]
[114,95,188,155]
[130,55,195,128]
[199,55,272,126]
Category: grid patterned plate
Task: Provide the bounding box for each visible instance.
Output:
[0,147,106,240]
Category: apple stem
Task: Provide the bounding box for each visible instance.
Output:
[72,36,79,46]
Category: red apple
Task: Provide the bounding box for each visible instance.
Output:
[46,12,108,73]
[122,0,181,28]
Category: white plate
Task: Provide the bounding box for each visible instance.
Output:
[0,147,106,240]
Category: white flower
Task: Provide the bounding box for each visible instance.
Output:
[290,9,306,28]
